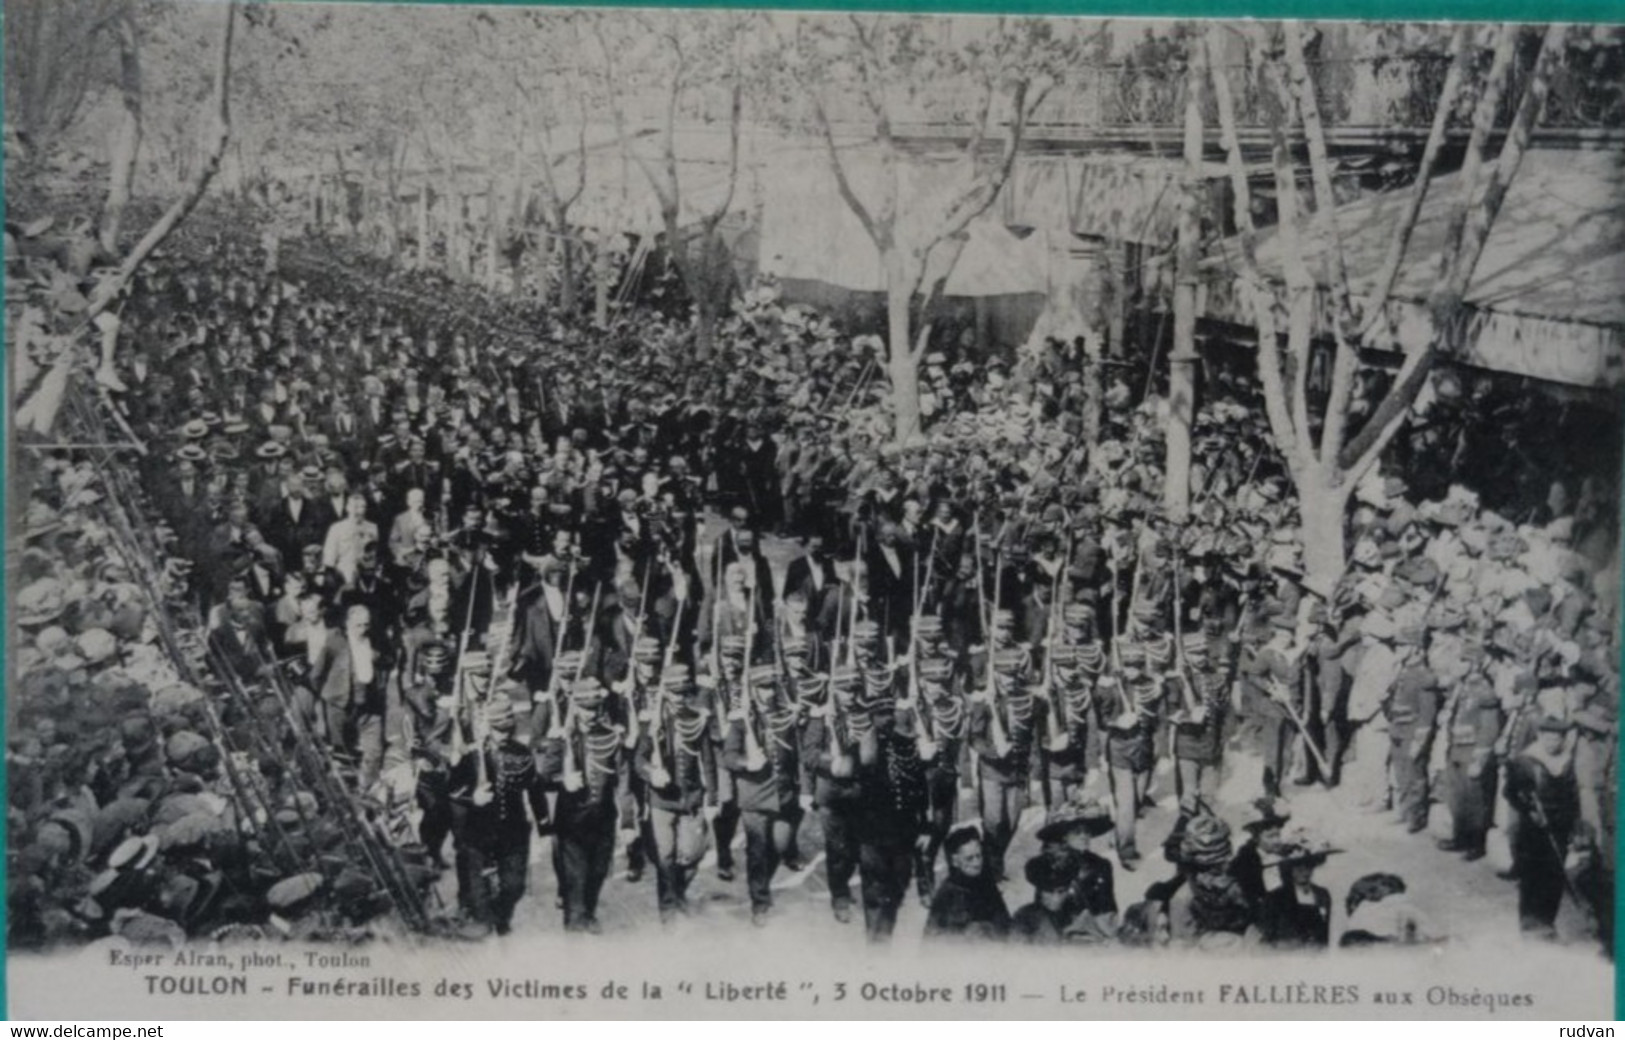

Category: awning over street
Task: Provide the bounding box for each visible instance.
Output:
[1202,149,1625,388]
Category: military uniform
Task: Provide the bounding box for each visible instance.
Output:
[800,666,863,919]
[724,665,801,922]
[1440,672,1502,857]
[634,667,717,919]
[1386,651,1439,833]
[910,653,967,902]
[969,649,1043,882]
[1040,639,1102,806]
[854,696,928,942]
[538,680,624,932]
[1237,621,1300,799]
[1504,724,1580,936]
[1171,643,1228,817]
[448,700,550,935]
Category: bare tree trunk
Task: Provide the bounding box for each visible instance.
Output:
[1165,37,1205,520]
[885,250,921,442]
[1079,328,1105,442]
[416,182,429,270]
[99,15,141,255]
[1104,242,1127,362]
[696,295,720,357]
[446,187,464,279]
[558,208,578,313]
[484,179,500,290]
[594,232,610,326]
[1298,475,1352,585]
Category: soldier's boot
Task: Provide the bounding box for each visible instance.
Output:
[624,833,646,883]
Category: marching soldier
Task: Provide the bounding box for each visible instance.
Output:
[801,664,863,923]
[611,636,662,882]
[853,669,929,942]
[1042,643,1099,806]
[1101,653,1159,871]
[910,650,966,904]
[1170,632,1228,819]
[709,634,748,882]
[725,662,801,926]
[539,676,624,933]
[447,697,550,937]
[969,646,1043,883]
[635,663,717,922]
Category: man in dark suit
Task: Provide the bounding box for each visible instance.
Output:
[738,422,782,533]
[783,532,839,618]
[510,559,569,694]
[260,467,328,566]
[159,454,211,544]
[866,521,916,651]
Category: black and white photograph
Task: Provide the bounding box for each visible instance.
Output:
[4,1,1621,1019]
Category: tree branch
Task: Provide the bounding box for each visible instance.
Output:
[1432,25,1516,292]
[1358,25,1470,337]
[1341,25,1559,474]
[1206,26,1300,464]
[1254,30,1316,470]
[1436,23,1565,310]
[810,91,887,251]
[87,1,237,323]
[703,38,744,230]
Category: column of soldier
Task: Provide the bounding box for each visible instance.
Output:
[26,222,1616,954]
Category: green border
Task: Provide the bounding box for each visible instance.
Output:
[303,0,1625,22]
[3,0,1624,1022]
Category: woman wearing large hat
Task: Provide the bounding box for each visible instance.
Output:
[1255,826,1339,949]
[1230,796,1292,908]
[1034,798,1119,942]
[1167,812,1256,948]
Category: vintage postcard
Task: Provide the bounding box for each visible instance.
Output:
[4,0,1619,1020]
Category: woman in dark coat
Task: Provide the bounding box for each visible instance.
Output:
[1256,831,1336,949]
